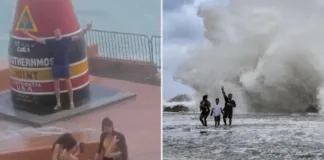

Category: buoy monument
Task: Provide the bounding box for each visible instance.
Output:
[9,0,91,113]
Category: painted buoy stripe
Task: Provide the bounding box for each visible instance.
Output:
[11,29,82,41]
[9,39,87,68]
[10,69,88,83]
[10,72,89,94]
[10,59,88,80]
[11,81,90,95]
[10,57,88,70]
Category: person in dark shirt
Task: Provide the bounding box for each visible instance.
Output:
[221,86,236,126]
[199,95,211,126]
[21,22,92,111]
[95,117,128,160]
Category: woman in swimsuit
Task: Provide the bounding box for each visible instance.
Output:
[94,117,128,160]
[52,133,84,160]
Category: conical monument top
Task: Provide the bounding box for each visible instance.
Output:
[12,0,81,38]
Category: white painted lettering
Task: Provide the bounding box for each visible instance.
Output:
[17,47,31,53]
[21,58,26,66]
[13,81,41,92]
[9,56,54,67]
[16,86,33,92]
[14,40,35,53]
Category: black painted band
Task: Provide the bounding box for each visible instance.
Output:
[8,37,87,68]
[11,83,90,109]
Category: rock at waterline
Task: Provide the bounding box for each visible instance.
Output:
[305,105,318,113]
[164,94,191,112]
[163,105,189,112]
[163,107,172,112]
[168,94,192,102]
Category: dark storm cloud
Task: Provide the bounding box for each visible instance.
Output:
[163,0,195,12]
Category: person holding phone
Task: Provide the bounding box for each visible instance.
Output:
[95,117,128,160]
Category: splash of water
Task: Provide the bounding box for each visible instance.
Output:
[163,101,197,109]
[174,0,324,113]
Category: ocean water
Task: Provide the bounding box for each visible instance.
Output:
[163,113,324,160]
[0,0,161,58]
[0,0,160,141]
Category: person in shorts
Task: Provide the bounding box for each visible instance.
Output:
[221,86,236,126]
[21,22,92,110]
[210,98,223,127]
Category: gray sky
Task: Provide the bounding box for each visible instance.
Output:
[162,0,228,100]
[163,0,204,101]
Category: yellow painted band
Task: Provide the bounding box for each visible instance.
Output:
[10,59,88,81]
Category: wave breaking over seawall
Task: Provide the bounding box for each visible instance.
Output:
[174,0,324,113]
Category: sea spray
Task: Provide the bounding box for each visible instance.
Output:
[163,101,197,108]
[174,0,324,113]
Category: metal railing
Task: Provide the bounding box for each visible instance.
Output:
[85,29,161,68]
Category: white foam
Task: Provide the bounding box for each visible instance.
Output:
[163,113,324,159]
[0,123,96,142]
[174,0,324,113]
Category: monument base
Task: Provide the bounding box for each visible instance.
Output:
[0,83,136,126]
[11,84,91,115]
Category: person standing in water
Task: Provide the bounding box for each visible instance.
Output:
[210,98,223,127]
[95,117,128,160]
[21,22,92,111]
[199,95,211,126]
[221,86,236,126]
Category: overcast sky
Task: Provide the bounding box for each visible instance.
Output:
[163,0,227,100]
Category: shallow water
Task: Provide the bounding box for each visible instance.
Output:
[163,113,324,160]
[0,115,95,142]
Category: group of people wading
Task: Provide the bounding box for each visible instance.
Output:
[52,117,128,160]
[199,86,236,127]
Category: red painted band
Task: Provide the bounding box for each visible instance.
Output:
[13,0,80,37]
[10,72,89,93]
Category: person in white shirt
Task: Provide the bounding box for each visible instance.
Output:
[210,98,223,127]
